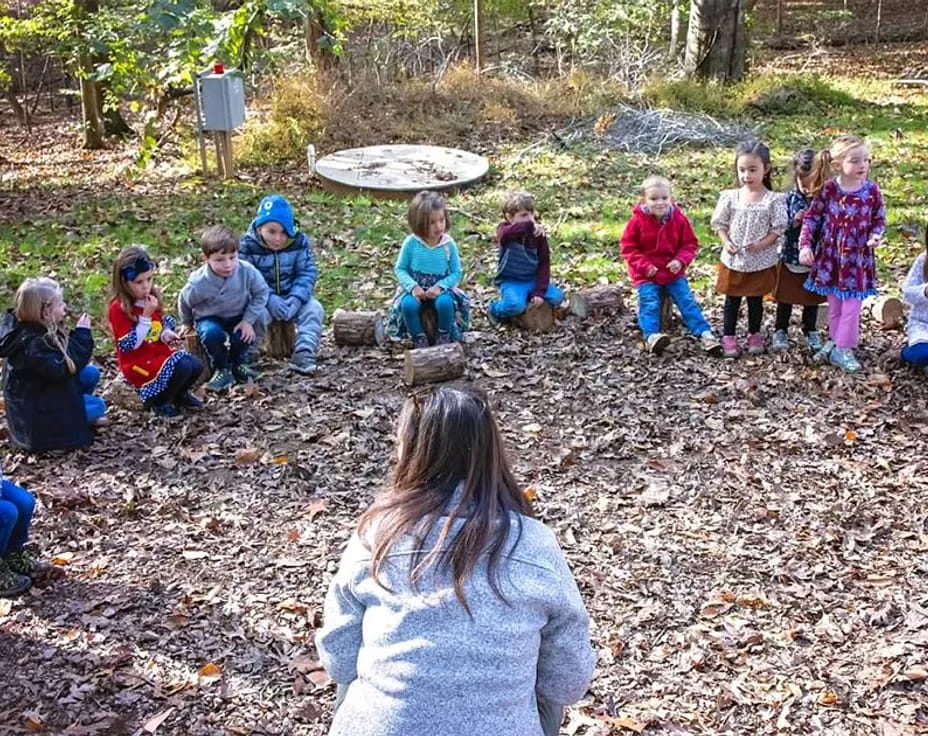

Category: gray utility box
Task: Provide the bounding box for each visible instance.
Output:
[200,69,246,131]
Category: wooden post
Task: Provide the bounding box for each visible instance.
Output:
[333,310,386,346]
[474,0,483,73]
[404,343,465,386]
[214,131,234,178]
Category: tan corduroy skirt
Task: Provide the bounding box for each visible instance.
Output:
[715,264,777,297]
[771,262,826,306]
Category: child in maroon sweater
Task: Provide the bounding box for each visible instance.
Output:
[620,176,721,356]
[487,191,564,323]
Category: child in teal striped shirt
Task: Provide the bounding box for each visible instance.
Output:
[387,191,471,347]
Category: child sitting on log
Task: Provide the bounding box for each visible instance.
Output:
[487,190,564,324]
[388,191,471,348]
[240,194,324,375]
[0,459,36,598]
[621,175,722,356]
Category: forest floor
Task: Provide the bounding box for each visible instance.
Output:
[1,42,928,736]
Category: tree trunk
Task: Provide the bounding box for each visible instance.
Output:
[669,3,681,59]
[95,81,132,136]
[684,0,750,82]
[78,52,104,149]
[473,0,483,72]
[776,0,784,34]
[874,0,883,42]
[304,9,336,70]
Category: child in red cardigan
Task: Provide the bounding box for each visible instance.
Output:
[108,246,204,418]
[620,176,721,356]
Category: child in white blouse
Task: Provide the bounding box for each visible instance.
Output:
[711,140,788,358]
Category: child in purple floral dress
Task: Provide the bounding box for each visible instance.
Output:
[798,135,885,373]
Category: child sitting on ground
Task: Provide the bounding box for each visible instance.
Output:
[899,226,928,373]
[487,190,564,323]
[0,277,106,451]
[178,225,269,392]
[620,175,722,356]
[387,191,471,348]
[240,194,324,375]
[0,460,36,598]
[109,246,205,418]
[317,385,594,736]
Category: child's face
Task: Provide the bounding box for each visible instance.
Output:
[737,154,767,189]
[45,294,66,324]
[839,145,870,182]
[126,269,154,302]
[643,186,671,216]
[257,222,291,251]
[506,208,535,225]
[426,211,446,243]
[207,250,239,278]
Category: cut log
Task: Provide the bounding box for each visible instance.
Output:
[420,301,438,344]
[333,310,386,346]
[864,296,905,330]
[184,334,212,384]
[264,320,296,359]
[403,342,465,386]
[568,285,625,319]
[659,293,675,332]
[511,302,554,333]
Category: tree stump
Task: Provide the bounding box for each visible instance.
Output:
[333,310,386,346]
[185,334,212,384]
[568,285,625,319]
[659,293,675,332]
[420,301,438,345]
[403,342,465,386]
[864,296,905,330]
[264,321,296,359]
[511,302,555,333]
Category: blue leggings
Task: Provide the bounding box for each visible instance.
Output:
[0,479,35,556]
[400,293,454,336]
[901,342,928,367]
[79,365,106,423]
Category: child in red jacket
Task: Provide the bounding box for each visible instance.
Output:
[620,176,721,356]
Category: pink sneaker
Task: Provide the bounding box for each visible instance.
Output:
[746,332,765,355]
[721,335,739,359]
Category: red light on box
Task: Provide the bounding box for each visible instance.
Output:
[213,63,224,75]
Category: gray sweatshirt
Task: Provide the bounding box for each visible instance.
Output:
[177,261,269,326]
[316,512,595,736]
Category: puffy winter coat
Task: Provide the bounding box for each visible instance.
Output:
[0,313,93,451]
[619,204,699,287]
[239,225,318,302]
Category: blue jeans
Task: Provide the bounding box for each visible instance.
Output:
[901,342,928,367]
[400,292,454,336]
[490,281,565,319]
[196,316,249,371]
[79,364,106,423]
[637,277,711,339]
[0,479,35,555]
[254,297,325,356]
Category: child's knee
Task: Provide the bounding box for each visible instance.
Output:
[0,498,19,528]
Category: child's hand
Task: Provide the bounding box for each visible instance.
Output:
[235,320,255,344]
[794,209,806,225]
[176,324,193,339]
[646,265,658,278]
[725,241,739,255]
[141,295,158,318]
[745,240,767,254]
[425,285,442,299]
[530,295,544,307]
[161,329,180,345]
[533,223,546,238]
[798,247,814,266]
[284,296,301,320]
[412,286,427,301]
[667,259,682,274]
[867,233,883,248]
[76,313,91,329]
[267,294,289,321]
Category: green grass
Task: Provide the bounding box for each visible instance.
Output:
[3,72,928,349]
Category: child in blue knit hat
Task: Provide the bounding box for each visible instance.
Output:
[240,194,324,375]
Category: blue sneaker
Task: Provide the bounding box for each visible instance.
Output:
[805,331,824,354]
[232,363,259,384]
[205,368,234,392]
[175,392,203,410]
[829,347,861,373]
[770,329,789,351]
[151,403,182,419]
[812,339,835,364]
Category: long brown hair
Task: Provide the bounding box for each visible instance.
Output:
[13,277,76,374]
[807,135,865,199]
[110,245,162,321]
[359,385,533,613]
[733,140,773,190]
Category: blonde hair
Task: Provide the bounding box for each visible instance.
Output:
[407,191,448,241]
[501,190,535,217]
[807,135,866,198]
[640,175,672,196]
[110,245,161,322]
[13,277,76,374]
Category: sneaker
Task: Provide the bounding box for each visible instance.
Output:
[813,339,835,364]
[289,351,317,375]
[151,403,182,419]
[205,368,234,392]
[412,334,429,350]
[435,332,452,346]
[721,335,740,359]
[0,560,32,598]
[232,363,258,384]
[174,392,203,410]
[4,549,36,576]
[746,333,765,355]
[771,329,789,351]
[646,333,671,355]
[829,347,861,373]
[700,332,723,357]
[805,331,824,354]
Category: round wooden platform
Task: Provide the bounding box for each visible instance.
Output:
[314,144,489,199]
